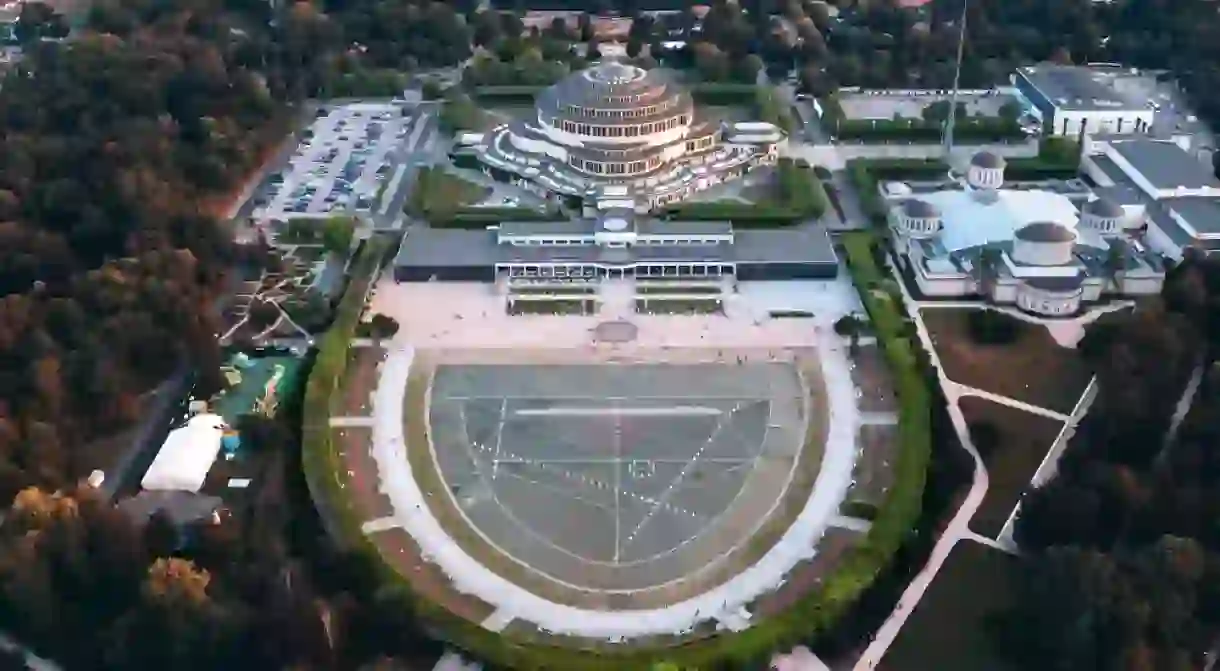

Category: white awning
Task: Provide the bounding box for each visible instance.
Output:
[141,413,228,493]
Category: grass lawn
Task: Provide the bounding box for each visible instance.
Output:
[878,540,1020,671]
[959,396,1064,538]
[408,167,491,214]
[921,307,1092,414]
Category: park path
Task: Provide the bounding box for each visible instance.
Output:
[849,261,1101,671]
[849,275,990,671]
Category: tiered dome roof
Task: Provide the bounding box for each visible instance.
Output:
[548,62,684,112]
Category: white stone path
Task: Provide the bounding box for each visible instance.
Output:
[848,263,1106,671]
[364,329,864,641]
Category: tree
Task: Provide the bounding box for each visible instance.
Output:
[1104,239,1128,294]
[833,314,865,356]
[976,247,1003,295]
[15,2,69,44]
[321,217,355,256]
[144,510,182,559]
[367,314,399,341]
[967,308,1018,345]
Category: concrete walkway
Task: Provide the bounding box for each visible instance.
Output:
[850,271,991,671]
[850,255,1096,671]
[995,375,1098,550]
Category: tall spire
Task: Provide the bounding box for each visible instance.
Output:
[942,0,969,162]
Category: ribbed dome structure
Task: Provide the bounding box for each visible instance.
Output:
[966,150,1006,191]
[1079,197,1125,237]
[897,198,941,238]
[1084,197,1124,218]
[476,60,785,210]
[521,61,709,178]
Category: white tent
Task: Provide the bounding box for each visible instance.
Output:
[140,413,228,493]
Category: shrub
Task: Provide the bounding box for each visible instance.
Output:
[836,117,1026,143]
[300,237,389,540]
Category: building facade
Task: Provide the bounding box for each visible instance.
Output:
[394,208,838,285]
[476,60,783,211]
[1082,136,1220,259]
[1013,64,1154,138]
[885,151,1166,317]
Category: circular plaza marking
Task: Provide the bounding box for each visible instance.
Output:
[422,357,821,605]
[592,320,639,343]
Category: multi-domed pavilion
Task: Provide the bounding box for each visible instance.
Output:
[884,150,1166,317]
[475,60,784,211]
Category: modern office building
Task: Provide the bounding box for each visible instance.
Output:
[1013,64,1154,137]
[884,151,1166,317]
[475,60,783,211]
[1083,136,1220,259]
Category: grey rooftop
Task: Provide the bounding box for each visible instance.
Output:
[1016,64,1141,112]
[395,220,838,269]
[1108,139,1220,191]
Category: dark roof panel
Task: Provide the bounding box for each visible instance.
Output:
[1015,221,1076,243]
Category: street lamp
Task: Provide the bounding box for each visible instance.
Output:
[942,0,970,164]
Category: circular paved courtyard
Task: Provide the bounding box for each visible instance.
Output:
[427,361,813,599]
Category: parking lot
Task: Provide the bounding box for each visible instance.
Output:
[254,103,421,221]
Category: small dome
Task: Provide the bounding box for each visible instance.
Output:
[970,151,1006,169]
[1084,198,1124,218]
[902,199,939,218]
[1015,221,1076,243]
[588,62,642,85]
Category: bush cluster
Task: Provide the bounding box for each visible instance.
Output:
[301,238,390,541]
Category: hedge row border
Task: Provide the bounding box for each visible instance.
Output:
[300,234,933,670]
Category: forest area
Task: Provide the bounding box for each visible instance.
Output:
[474,0,1220,133]
[999,253,1220,670]
[0,0,469,668]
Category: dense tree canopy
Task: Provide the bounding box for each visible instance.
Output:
[1004,255,1220,669]
[0,0,288,499]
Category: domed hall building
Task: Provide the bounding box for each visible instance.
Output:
[884,150,1168,317]
[474,57,785,212]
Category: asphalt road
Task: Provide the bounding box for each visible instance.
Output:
[379,104,441,229]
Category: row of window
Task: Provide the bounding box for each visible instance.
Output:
[560,115,687,138]
[501,236,729,247]
[569,155,664,176]
[686,136,716,152]
[566,96,675,119]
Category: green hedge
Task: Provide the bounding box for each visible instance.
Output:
[659,202,803,225]
[301,237,390,542]
[302,235,931,670]
[426,207,566,228]
[471,85,546,105]
[837,118,1025,143]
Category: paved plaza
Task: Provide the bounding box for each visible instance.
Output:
[429,363,806,591]
[344,276,869,639]
[838,91,1015,121]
